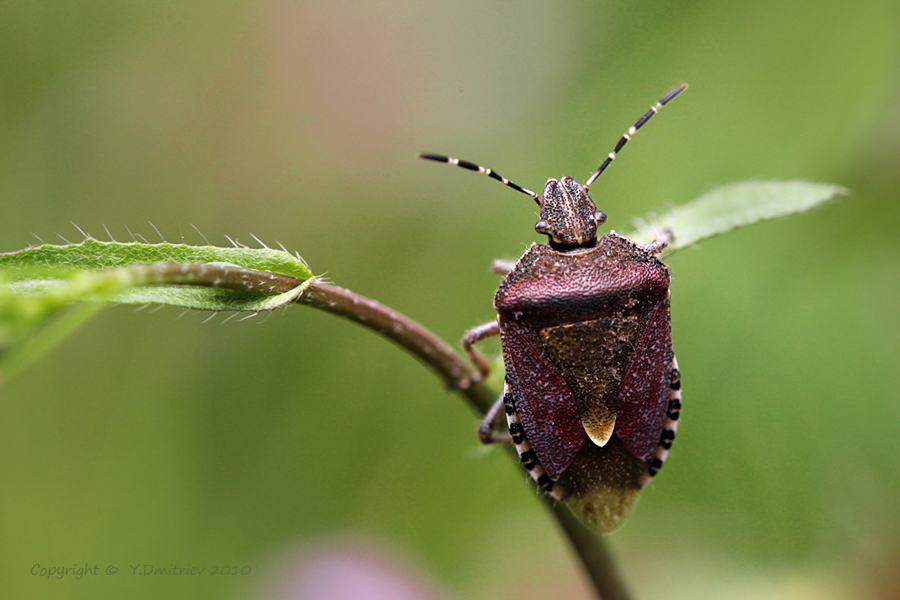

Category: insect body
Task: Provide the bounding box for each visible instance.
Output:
[420,84,686,534]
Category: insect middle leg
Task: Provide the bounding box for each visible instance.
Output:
[462,319,513,443]
[461,319,500,379]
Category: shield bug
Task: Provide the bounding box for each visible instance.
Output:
[419,84,686,534]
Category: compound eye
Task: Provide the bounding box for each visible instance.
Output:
[593,210,607,225]
[534,219,551,235]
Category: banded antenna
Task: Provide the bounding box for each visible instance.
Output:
[417,153,542,206]
[584,83,688,191]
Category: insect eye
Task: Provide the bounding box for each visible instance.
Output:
[593,211,607,225]
[534,220,551,234]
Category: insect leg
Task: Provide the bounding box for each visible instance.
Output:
[491,259,516,275]
[461,319,500,378]
[477,391,513,444]
[641,230,674,255]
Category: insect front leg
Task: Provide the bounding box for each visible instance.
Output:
[641,230,674,255]
[491,259,516,275]
[461,319,500,379]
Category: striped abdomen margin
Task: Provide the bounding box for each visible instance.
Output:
[503,382,563,500]
[642,354,681,485]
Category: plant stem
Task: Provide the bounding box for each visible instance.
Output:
[297,281,633,600]
[553,504,633,600]
[298,282,497,413]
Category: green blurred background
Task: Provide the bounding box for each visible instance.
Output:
[2,1,899,599]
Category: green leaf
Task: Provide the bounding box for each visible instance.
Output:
[0,239,314,382]
[0,238,312,280]
[629,181,848,250]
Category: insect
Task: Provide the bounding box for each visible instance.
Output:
[419,84,686,534]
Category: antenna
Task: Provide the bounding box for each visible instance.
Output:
[584,84,688,191]
[417,153,542,206]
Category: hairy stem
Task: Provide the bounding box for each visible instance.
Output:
[297,281,632,600]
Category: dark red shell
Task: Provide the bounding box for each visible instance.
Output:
[495,232,672,477]
[614,300,673,463]
[500,321,585,480]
